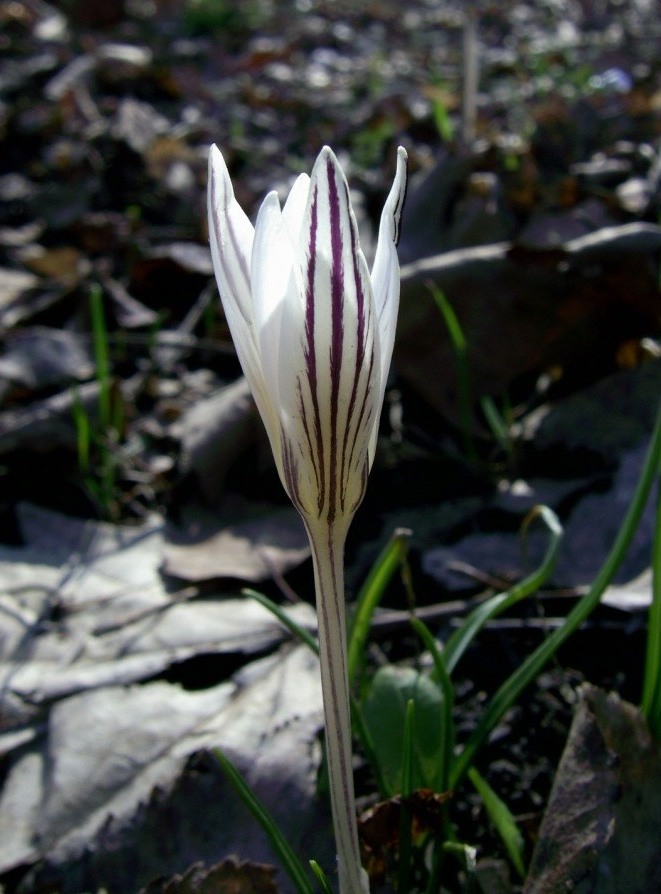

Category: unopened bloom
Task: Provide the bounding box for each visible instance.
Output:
[208,144,407,535]
[208,144,407,894]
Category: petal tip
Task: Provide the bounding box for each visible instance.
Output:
[208,143,231,196]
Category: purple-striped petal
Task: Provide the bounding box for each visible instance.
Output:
[274,147,377,522]
[208,142,407,527]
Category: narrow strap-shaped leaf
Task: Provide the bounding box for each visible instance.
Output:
[214,748,315,894]
[468,766,525,879]
[451,400,661,787]
[641,452,661,732]
[348,527,412,688]
[443,505,563,675]
[243,588,320,655]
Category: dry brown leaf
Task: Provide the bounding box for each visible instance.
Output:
[141,857,280,894]
[525,684,661,894]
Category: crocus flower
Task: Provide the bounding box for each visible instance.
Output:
[208,144,407,894]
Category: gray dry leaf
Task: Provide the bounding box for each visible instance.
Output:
[0,267,39,325]
[524,684,661,894]
[0,646,326,890]
[0,326,94,389]
[163,497,310,582]
[0,503,316,708]
[0,503,326,891]
[177,377,261,505]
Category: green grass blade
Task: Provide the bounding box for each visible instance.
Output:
[214,748,315,894]
[480,394,514,460]
[89,284,111,431]
[309,860,333,894]
[71,388,91,475]
[243,588,319,655]
[427,282,477,463]
[451,400,661,788]
[468,766,525,879]
[348,528,411,688]
[642,469,661,732]
[443,505,563,674]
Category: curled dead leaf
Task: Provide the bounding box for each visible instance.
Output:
[140,857,280,894]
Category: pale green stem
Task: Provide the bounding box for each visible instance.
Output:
[306,517,368,894]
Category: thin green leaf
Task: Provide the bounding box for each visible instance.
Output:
[451,399,661,788]
[480,394,514,460]
[427,282,476,463]
[348,528,411,688]
[89,284,111,431]
[214,748,315,894]
[71,388,91,475]
[444,505,563,674]
[642,462,661,732]
[309,860,333,894]
[468,766,525,879]
[243,588,319,655]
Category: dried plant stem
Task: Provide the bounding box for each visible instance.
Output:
[307,519,367,894]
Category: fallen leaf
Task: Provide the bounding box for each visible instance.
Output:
[0,326,93,390]
[0,645,325,891]
[163,497,309,583]
[18,244,87,285]
[141,857,280,894]
[0,267,39,321]
[178,378,261,506]
[396,224,661,427]
[0,503,317,709]
[524,684,661,894]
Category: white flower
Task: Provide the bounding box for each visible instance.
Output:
[208,144,407,894]
[208,144,407,532]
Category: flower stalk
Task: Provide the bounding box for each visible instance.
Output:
[208,143,407,894]
[307,517,364,894]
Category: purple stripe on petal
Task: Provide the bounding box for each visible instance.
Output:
[327,156,345,523]
[338,183,369,514]
[344,346,375,509]
[303,184,325,514]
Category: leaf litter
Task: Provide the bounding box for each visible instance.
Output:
[2,0,661,890]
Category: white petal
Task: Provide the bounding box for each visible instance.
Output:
[207,145,276,452]
[281,173,310,245]
[207,145,254,322]
[368,146,407,461]
[251,190,298,459]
